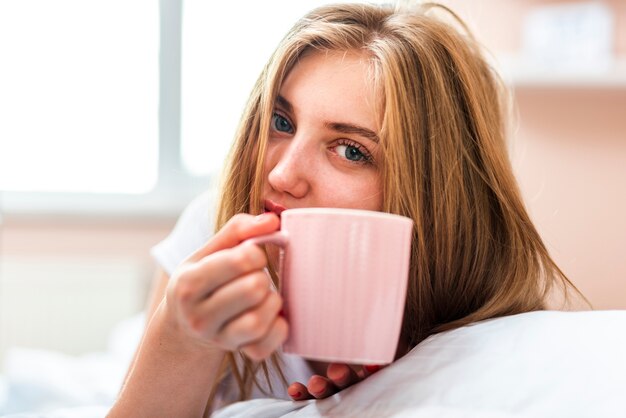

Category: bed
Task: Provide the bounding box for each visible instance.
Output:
[2,310,625,417]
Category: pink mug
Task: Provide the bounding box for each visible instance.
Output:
[249,207,413,364]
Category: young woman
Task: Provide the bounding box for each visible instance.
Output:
[109,2,583,416]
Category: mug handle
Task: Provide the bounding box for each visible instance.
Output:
[245,231,289,294]
[245,231,289,248]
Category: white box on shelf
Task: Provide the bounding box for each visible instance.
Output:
[522,1,614,74]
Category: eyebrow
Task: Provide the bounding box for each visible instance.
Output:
[276,95,293,114]
[276,94,380,144]
[325,122,380,143]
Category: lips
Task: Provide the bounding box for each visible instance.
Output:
[264,199,287,217]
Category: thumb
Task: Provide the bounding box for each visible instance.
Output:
[187,212,280,263]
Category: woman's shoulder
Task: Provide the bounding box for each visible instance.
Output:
[150,189,217,275]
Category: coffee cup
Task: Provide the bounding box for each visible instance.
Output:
[249,207,413,364]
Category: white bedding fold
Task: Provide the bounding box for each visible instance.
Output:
[3,311,626,417]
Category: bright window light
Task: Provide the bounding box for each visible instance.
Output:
[180,0,387,177]
[0,0,159,194]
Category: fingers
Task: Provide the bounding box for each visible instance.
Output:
[174,242,269,306]
[186,270,272,338]
[326,363,359,389]
[171,264,287,361]
[307,375,337,399]
[287,363,386,401]
[287,382,311,401]
[188,213,280,262]
[240,316,289,361]
[164,212,285,357]
[215,290,284,350]
[287,377,334,401]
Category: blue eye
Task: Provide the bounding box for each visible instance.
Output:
[335,141,373,165]
[272,113,293,133]
[337,144,366,162]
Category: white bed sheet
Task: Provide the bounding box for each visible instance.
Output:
[214,310,626,418]
[0,314,144,416]
[2,310,626,418]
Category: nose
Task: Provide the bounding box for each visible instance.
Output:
[266,141,312,199]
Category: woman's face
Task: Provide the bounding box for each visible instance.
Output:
[262,50,383,216]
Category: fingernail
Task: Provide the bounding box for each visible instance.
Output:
[287,385,300,397]
[364,365,381,373]
[309,379,326,395]
[327,365,347,383]
[289,390,302,399]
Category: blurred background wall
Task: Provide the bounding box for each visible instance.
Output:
[1,0,624,367]
[445,0,626,309]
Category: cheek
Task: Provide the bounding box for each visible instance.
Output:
[262,143,279,176]
[361,176,384,211]
[324,171,383,211]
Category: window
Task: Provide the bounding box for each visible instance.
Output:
[0,0,159,194]
[0,0,387,217]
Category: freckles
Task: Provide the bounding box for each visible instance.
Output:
[362,187,384,211]
[263,143,282,175]
[322,174,382,211]
[360,173,383,211]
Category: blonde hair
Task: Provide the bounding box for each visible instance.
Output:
[209,1,584,409]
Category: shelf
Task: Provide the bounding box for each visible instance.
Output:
[494,54,626,89]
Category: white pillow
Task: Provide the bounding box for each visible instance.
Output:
[214,310,626,418]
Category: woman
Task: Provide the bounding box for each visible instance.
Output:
[109,2,583,416]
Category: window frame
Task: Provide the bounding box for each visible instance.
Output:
[0,0,207,221]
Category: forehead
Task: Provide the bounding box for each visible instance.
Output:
[278,49,381,132]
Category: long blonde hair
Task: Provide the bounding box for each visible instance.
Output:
[210,1,584,408]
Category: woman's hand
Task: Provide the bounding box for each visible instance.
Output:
[287,363,383,400]
[164,212,288,361]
